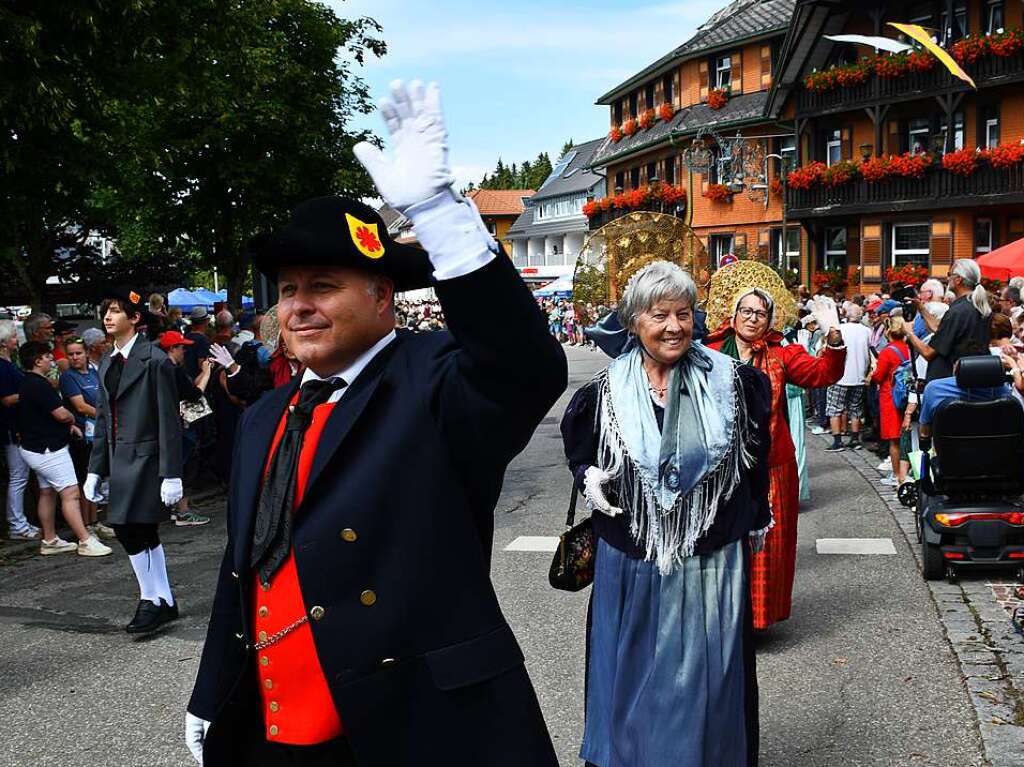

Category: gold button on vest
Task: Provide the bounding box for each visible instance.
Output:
[341,528,358,542]
[360,590,377,606]
[310,605,326,621]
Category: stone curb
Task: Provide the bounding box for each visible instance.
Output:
[810,431,1024,767]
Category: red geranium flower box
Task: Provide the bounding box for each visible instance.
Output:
[704,183,732,202]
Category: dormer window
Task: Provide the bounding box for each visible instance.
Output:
[645,82,655,110]
[662,73,674,104]
[714,55,732,89]
[629,93,638,118]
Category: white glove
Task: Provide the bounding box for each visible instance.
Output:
[185,712,210,765]
[750,530,768,554]
[810,296,840,336]
[353,79,454,212]
[583,466,622,517]
[83,473,106,504]
[208,344,234,369]
[161,478,184,506]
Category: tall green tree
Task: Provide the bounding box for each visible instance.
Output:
[96,0,385,306]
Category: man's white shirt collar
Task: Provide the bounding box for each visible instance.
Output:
[300,329,397,403]
[111,333,140,360]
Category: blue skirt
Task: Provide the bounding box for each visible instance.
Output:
[581,538,753,767]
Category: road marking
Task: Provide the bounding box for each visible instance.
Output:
[816,538,897,555]
[505,536,560,552]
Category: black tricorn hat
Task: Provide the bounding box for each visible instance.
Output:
[253,196,433,292]
[102,286,145,314]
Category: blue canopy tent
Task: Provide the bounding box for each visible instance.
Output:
[191,288,255,309]
[532,275,573,298]
[167,288,208,311]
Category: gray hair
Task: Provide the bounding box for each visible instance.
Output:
[0,320,16,346]
[1010,277,1024,292]
[924,300,950,323]
[215,309,234,329]
[920,278,944,298]
[81,327,106,350]
[846,303,864,322]
[617,261,697,331]
[732,288,775,325]
[23,312,51,340]
[950,258,992,318]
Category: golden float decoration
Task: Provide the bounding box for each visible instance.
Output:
[704,259,797,333]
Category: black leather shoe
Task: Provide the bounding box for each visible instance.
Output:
[126,599,165,635]
[160,599,179,623]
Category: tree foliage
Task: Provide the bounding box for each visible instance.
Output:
[0,0,385,307]
[477,149,558,192]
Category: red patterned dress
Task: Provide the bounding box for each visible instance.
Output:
[704,324,845,629]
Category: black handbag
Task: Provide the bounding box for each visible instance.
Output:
[548,474,596,591]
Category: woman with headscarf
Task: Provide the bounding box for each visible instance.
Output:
[562,261,772,767]
[703,263,846,630]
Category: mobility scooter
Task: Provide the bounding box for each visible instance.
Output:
[915,355,1024,582]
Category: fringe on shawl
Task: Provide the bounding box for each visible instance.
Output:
[596,363,758,575]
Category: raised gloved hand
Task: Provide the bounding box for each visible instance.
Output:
[208,344,235,369]
[185,711,210,765]
[83,473,106,504]
[161,478,184,507]
[353,80,453,212]
[583,466,622,517]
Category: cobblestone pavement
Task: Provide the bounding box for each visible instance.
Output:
[819,432,1024,767]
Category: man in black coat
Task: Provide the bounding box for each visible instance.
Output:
[185,80,566,766]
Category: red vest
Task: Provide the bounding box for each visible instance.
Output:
[251,394,344,745]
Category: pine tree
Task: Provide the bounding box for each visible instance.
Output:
[561,138,575,157]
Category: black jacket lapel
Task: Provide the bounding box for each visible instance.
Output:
[115,337,151,397]
[233,379,299,572]
[303,335,403,499]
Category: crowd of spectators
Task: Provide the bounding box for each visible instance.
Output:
[799,261,1024,490]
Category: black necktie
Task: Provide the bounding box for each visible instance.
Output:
[251,377,347,586]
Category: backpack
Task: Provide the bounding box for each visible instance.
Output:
[890,345,914,410]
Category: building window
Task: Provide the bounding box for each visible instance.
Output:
[940,4,968,44]
[939,112,965,152]
[891,223,931,267]
[975,219,994,254]
[986,0,1004,34]
[486,221,497,236]
[614,102,623,126]
[772,228,800,273]
[614,171,625,192]
[714,55,732,90]
[823,226,847,270]
[645,82,655,110]
[709,234,735,265]
[630,167,641,189]
[826,129,842,166]
[664,156,676,185]
[662,73,674,104]
[708,147,727,185]
[908,118,931,155]
[778,135,797,172]
[629,93,638,118]
[982,105,1000,148]
[646,162,657,184]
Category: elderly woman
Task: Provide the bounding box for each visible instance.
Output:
[703,277,846,630]
[562,261,772,767]
[80,327,109,371]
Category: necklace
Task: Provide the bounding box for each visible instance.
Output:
[649,384,668,395]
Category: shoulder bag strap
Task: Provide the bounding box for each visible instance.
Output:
[565,471,582,528]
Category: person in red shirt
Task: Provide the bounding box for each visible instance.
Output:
[869,317,912,486]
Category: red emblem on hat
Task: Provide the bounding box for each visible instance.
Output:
[129,291,141,304]
[356,226,382,254]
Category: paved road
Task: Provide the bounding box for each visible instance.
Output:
[0,344,997,765]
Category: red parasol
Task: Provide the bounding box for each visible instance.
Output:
[977,237,1024,281]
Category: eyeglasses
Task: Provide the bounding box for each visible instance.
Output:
[737,307,769,321]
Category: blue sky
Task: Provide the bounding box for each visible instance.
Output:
[328,0,725,189]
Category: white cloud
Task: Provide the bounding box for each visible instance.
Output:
[451,163,489,190]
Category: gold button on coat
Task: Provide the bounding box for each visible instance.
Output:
[231,571,239,579]
[261,582,270,592]
[258,631,268,642]
[258,606,269,618]
[264,679,273,690]
[269,725,279,736]
[360,590,377,606]
[310,605,325,621]
[269,701,279,713]
[260,656,269,667]
[341,528,357,542]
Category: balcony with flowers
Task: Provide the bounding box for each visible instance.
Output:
[786,145,1024,217]
[796,29,1024,116]
[584,182,687,230]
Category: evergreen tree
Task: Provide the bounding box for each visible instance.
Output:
[561,138,575,157]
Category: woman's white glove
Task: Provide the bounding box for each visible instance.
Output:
[185,712,210,765]
[583,466,622,517]
[353,79,453,212]
[83,473,106,503]
[208,344,235,369]
[160,478,184,506]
